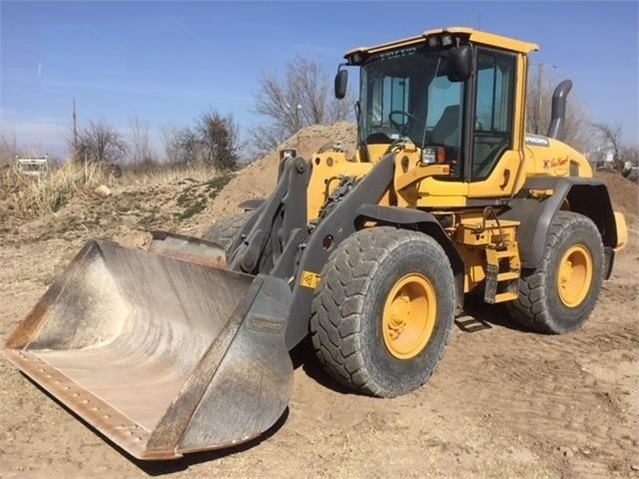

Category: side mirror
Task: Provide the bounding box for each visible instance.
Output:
[334,69,348,99]
[447,45,473,82]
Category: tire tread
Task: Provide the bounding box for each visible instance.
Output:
[203,212,252,251]
[310,227,454,397]
[507,211,604,334]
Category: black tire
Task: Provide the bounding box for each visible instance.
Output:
[310,227,455,398]
[507,211,604,334]
[202,212,252,252]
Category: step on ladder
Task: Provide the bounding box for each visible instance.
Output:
[456,212,522,304]
[484,241,520,304]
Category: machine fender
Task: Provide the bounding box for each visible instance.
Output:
[501,177,618,275]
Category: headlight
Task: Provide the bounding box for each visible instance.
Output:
[421,146,446,165]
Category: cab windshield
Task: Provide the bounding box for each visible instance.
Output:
[360,46,464,162]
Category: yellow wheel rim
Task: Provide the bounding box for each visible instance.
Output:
[382,273,437,360]
[557,244,593,308]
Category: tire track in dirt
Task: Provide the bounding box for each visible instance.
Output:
[430,261,639,478]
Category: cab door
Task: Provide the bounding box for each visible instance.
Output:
[466,48,524,198]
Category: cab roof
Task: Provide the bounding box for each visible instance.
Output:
[344,27,539,62]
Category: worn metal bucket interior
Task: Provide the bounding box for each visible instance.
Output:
[3,240,293,460]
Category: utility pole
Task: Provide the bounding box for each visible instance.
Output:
[296,104,302,151]
[72,98,78,148]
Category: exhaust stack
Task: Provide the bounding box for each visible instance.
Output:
[547,79,573,141]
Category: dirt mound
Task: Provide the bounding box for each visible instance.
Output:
[202,129,638,230]
[198,122,357,230]
[1,167,235,248]
[595,170,639,218]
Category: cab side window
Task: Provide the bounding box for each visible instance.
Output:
[472,50,516,180]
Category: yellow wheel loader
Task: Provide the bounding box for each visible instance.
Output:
[3,27,628,460]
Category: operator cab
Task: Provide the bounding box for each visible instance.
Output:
[335,27,539,188]
[358,45,466,174]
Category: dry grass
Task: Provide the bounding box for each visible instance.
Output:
[1,161,109,219]
[0,161,227,222]
[118,161,220,188]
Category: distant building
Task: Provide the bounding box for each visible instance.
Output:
[15,155,48,178]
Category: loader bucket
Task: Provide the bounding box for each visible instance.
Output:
[2,239,294,460]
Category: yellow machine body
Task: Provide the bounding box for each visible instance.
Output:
[304,26,625,301]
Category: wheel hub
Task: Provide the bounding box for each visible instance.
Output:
[382,274,437,360]
[387,295,410,340]
[557,244,593,308]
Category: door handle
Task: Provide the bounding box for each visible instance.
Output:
[500,169,511,189]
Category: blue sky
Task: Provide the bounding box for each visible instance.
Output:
[1,0,637,157]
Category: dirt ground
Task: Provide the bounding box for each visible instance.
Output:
[0,129,638,478]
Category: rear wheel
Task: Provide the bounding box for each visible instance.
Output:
[203,212,252,253]
[507,211,604,334]
[310,227,455,397]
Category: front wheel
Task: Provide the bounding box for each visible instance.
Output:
[507,211,604,334]
[310,227,455,398]
[202,211,252,254]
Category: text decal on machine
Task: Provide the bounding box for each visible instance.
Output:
[525,134,550,147]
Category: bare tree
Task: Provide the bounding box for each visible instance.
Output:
[171,127,199,166]
[591,122,625,171]
[71,119,127,164]
[195,110,240,170]
[161,111,240,169]
[249,123,288,155]
[129,117,155,165]
[526,68,592,152]
[161,125,181,164]
[252,56,354,153]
